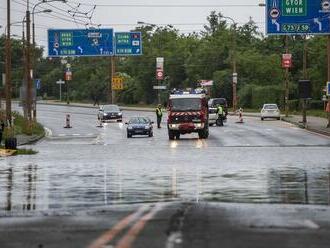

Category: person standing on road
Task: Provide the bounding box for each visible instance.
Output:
[216,104,224,126]
[156,104,163,128]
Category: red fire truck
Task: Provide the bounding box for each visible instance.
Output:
[167,90,209,140]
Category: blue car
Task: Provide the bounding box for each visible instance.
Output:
[126,117,154,138]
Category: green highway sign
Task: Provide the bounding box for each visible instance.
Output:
[114,32,142,56]
[282,0,307,16]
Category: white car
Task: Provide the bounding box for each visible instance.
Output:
[261,104,281,120]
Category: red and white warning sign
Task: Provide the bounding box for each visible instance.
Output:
[270,8,280,19]
[282,54,292,69]
[156,69,164,80]
[65,71,72,81]
[156,57,164,80]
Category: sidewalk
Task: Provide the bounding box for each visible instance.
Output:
[282,115,330,136]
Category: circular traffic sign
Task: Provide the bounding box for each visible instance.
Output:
[270,8,280,19]
[322,0,330,11]
[157,71,163,78]
[54,42,59,48]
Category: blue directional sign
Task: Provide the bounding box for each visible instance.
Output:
[327,82,330,96]
[48,29,114,57]
[115,32,142,56]
[266,0,330,35]
[35,79,41,90]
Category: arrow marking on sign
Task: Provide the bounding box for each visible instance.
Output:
[100,48,103,54]
[78,46,83,54]
[272,19,280,32]
[53,48,59,55]
[314,18,322,31]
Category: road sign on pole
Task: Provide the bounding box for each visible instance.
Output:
[266,0,330,35]
[282,54,292,68]
[153,85,167,90]
[112,76,124,90]
[327,81,330,96]
[48,29,114,57]
[156,69,164,80]
[115,32,142,56]
[35,79,41,90]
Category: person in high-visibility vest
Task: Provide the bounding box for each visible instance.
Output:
[216,105,224,126]
[156,104,163,128]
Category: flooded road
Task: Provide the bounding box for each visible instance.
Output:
[1,105,330,215]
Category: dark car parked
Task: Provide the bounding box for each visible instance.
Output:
[98,105,122,122]
[126,117,154,138]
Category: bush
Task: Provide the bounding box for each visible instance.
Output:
[309,100,324,110]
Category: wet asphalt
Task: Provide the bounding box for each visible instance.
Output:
[0,104,330,247]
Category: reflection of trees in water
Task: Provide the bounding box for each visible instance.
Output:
[268,167,330,205]
[0,164,38,212]
[6,168,13,211]
[23,164,38,211]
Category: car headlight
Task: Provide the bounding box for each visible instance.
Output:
[103,113,107,116]
[118,113,122,116]
[145,125,150,129]
[128,126,133,130]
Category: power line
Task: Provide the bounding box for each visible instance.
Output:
[12,0,89,27]
[66,2,262,8]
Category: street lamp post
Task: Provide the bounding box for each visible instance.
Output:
[29,0,64,121]
[221,16,238,112]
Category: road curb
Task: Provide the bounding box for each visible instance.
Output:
[282,117,330,137]
[37,102,154,112]
[17,132,45,146]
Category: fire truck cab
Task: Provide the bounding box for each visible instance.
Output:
[167,90,209,140]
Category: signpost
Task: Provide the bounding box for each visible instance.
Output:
[327,81,330,96]
[155,57,165,103]
[115,32,142,56]
[56,79,65,101]
[266,0,330,35]
[48,29,114,57]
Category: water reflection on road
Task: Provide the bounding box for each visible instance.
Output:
[1,148,330,214]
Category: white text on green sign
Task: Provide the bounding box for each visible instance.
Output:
[282,0,307,16]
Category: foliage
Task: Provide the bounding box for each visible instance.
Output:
[1,12,329,110]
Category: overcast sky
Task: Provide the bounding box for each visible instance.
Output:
[1,0,266,50]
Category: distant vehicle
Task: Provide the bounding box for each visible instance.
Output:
[261,104,281,120]
[126,117,154,138]
[208,98,228,126]
[98,105,122,122]
[167,90,209,140]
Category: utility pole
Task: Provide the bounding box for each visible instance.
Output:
[231,21,237,112]
[5,0,12,125]
[327,36,330,128]
[284,35,290,117]
[302,36,308,126]
[26,1,32,123]
[110,56,116,104]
